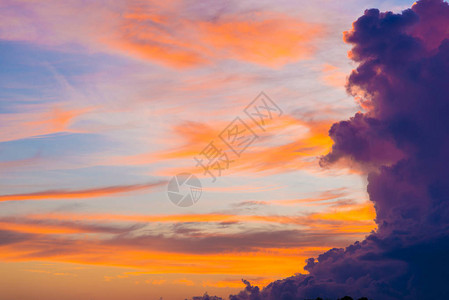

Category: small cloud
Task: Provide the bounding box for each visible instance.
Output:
[322,64,347,88]
[146,279,167,285]
[173,278,195,286]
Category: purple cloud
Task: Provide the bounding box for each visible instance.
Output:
[225,0,449,299]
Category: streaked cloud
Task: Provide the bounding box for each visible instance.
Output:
[0,181,165,202]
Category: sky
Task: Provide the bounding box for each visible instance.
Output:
[0,0,434,299]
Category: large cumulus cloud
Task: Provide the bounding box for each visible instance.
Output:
[228,0,449,299]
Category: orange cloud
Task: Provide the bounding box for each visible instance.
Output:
[0,181,165,202]
[173,278,195,286]
[0,105,92,143]
[19,199,375,236]
[25,106,92,134]
[0,1,325,68]
[111,7,324,68]
[146,279,167,285]
[0,200,375,281]
[111,16,208,68]
[273,188,350,206]
[198,13,324,67]
[322,64,347,87]
[151,114,334,177]
[0,240,328,278]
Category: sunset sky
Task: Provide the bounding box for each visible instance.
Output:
[0,0,423,299]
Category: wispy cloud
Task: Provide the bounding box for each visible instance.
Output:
[0,181,165,201]
[0,0,324,68]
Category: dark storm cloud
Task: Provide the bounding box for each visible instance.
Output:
[229,0,449,299]
[105,228,349,254]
